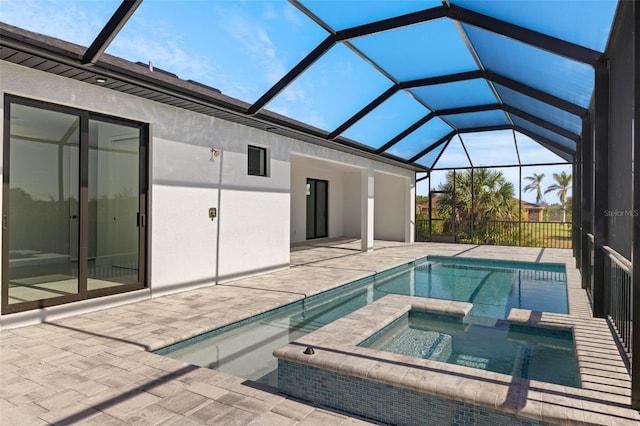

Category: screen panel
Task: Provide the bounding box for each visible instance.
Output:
[443,110,509,129]
[341,91,430,150]
[451,0,617,52]
[411,79,497,110]
[267,43,393,131]
[512,116,576,151]
[299,0,441,30]
[350,19,478,81]
[107,0,329,104]
[386,117,453,160]
[463,24,594,108]
[495,83,582,135]
[461,130,519,167]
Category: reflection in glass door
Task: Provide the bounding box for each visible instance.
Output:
[5,104,81,305]
[88,120,141,291]
[306,178,328,239]
[3,97,147,314]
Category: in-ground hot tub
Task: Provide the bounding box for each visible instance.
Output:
[358,309,579,388]
[274,294,582,426]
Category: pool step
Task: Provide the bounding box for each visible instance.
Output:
[377,329,453,362]
[421,332,452,362]
[454,354,489,370]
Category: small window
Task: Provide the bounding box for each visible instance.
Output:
[248,145,268,176]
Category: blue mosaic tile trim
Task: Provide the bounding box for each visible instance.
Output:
[357,313,408,348]
[154,299,305,355]
[155,257,427,355]
[427,255,566,273]
[373,257,429,282]
[278,360,557,426]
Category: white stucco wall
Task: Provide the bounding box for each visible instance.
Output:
[343,170,362,238]
[290,155,370,243]
[374,171,409,241]
[0,60,416,325]
[291,155,344,242]
[0,62,292,297]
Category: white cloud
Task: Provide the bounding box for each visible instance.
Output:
[1,0,106,46]
[282,86,306,102]
[110,34,216,82]
[222,9,287,85]
[282,4,305,27]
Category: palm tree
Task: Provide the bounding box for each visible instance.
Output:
[545,171,572,222]
[436,169,516,242]
[523,173,545,204]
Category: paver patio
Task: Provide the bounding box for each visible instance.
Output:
[1,241,637,425]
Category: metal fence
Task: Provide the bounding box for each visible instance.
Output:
[416,219,572,249]
[604,245,633,356]
[586,233,594,300]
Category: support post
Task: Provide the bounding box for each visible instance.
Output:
[428,174,432,241]
[631,0,640,409]
[580,116,593,290]
[361,166,374,252]
[592,60,609,318]
[452,169,456,242]
[406,175,416,243]
[519,165,522,246]
[573,142,582,268]
[470,168,474,243]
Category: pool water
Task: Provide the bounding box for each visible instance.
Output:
[359,311,580,388]
[158,256,569,386]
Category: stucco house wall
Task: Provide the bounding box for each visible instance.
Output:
[0,60,415,327]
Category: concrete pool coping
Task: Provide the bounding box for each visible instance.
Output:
[1,242,638,425]
[274,294,637,424]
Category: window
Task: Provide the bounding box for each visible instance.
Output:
[2,96,148,314]
[248,145,268,176]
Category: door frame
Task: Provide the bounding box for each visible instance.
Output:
[2,95,148,314]
[306,178,328,239]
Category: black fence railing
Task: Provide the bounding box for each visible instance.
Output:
[416,219,572,248]
[586,233,594,300]
[604,246,633,357]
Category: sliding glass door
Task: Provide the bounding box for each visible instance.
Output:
[88,119,141,292]
[2,96,147,313]
[306,178,328,239]
[5,103,81,306]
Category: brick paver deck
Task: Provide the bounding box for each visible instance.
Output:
[1,241,636,425]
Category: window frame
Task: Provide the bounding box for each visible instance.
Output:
[247,145,269,177]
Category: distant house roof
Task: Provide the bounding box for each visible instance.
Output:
[519,199,543,209]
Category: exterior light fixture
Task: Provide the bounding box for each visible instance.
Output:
[210,148,221,162]
[95,77,107,84]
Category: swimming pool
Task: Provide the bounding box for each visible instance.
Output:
[157,256,568,386]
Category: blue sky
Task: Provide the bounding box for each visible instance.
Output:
[1,0,582,203]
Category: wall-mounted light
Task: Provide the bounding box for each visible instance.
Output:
[95,77,107,84]
[210,148,221,162]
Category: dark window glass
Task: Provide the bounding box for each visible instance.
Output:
[3,97,147,314]
[248,145,267,176]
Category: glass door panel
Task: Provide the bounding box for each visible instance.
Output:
[7,104,80,304]
[306,181,316,239]
[88,120,140,290]
[315,180,328,238]
[306,178,328,239]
